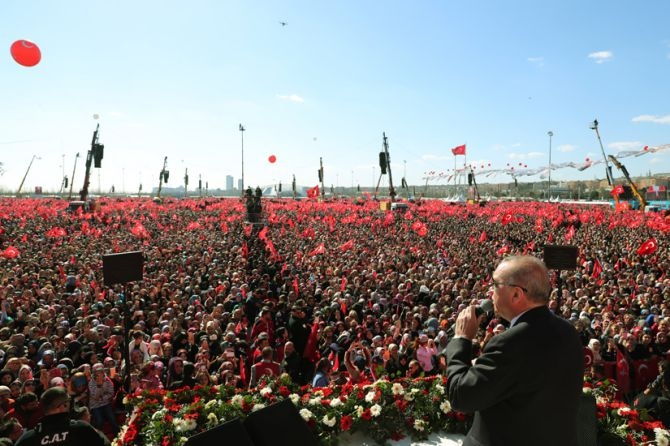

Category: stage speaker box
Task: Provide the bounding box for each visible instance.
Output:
[543,245,578,270]
[184,418,255,446]
[243,399,319,446]
[102,251,144,285]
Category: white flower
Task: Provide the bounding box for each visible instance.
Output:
[259,387,272,397]
[655,428,670,446]
[299,408,314,421]
[231,395,244,407]
[329,398,342,408]
[414,419,426,432]
[355,405,364,417]
[440,401,452,414]
[365,391,376,403]
[322,414,337,427]
[204,399,219,410]
[308,396,322,406]
[251,403,265,412]
[411,388,420,394]
[370,404,382,417]
[207,413,218,425]
[374,378,389,386]
[617,407,631,416]
[582,387,593,395]
[392,383,405,396]
[404,392,414,401]
[434,384,444,394]
[289,393,300,405]
[151,409,166,420]
[173,418,197,432]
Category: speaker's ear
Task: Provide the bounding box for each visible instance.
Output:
[243,399,320,446]
[185,418,254,446]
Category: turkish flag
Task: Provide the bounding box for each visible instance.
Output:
[258,226,268,241]
[307,185,320,199]
[2,246,19,259]
[309,243,326,256]
[339,240,354,252]
[591,258,603,278]
[611,185,625,196]
[451,144,466,156]
[292,277,299,296]
[501,213,514,225]
[636,238,658,256]
[616,348,631,395]
[303,321,321,363]
[583,347,594,370]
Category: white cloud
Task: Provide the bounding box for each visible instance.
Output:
[587,51,613,64]
[277,94,304,103]
[558,144,577,153]
[649,157,664,164]
[632,114,670,124]
[527,57,544,67]
[608,141,643,152]
[421,154,450,161]
[508,151,543,160]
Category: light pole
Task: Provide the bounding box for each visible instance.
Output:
[17,155,41,196]
[239,124,245,195]
[60,154,65,194]
[68,153,80,200]
[547,131,553,199]
[590,119,613,186]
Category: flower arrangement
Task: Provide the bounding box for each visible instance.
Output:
[583,376,670,445]
[115,374,669,446]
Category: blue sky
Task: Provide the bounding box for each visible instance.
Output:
[1,0,669,194]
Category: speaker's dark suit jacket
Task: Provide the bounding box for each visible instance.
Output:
[446,306,584,446]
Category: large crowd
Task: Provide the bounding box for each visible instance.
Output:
[0,196,668,443]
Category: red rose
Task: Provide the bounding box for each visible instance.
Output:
[341,415,353,431]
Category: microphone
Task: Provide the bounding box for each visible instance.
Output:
[475,299,494,317]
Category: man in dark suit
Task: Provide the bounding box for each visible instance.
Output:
[446,255,583,446]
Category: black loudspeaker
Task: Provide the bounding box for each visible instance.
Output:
[467,173,473,186]
[620,185,634,200]
[243,399,319,446]
[184,418,255,446]
[577,394,597,446]
[379,152,387,174]
[102,251,144,285]
[543,245,578,270]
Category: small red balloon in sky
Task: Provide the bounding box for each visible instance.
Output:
[585,157,590,162]
[10,39,41,67]
[268,155,277,163]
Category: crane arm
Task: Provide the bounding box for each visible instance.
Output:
[608,155,647,209]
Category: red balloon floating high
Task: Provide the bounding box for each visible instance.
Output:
[268,155,277,163]
[10,40,41,67]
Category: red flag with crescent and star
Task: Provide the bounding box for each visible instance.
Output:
[636,238,658,256]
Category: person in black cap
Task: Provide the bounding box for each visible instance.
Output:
[15,386,110,446]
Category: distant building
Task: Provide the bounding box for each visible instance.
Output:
[226,175,234,191]
[237,179,243,191]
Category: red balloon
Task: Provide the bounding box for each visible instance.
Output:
[268,155,277,163]
[585,157,590,162]
[10,40,41,67]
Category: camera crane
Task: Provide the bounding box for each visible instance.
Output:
[156,157,169,199]
[608,155,647,210]
[67,124,104,212]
